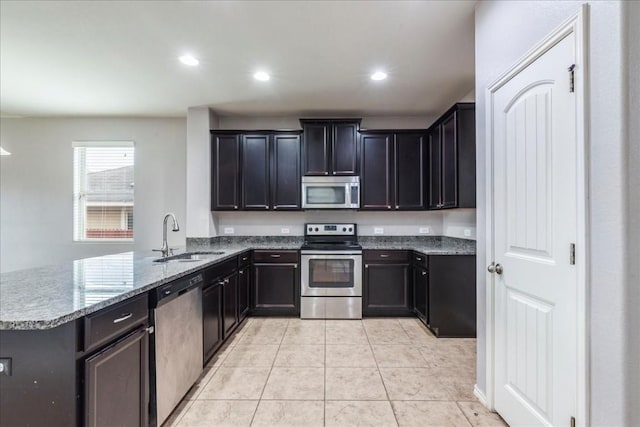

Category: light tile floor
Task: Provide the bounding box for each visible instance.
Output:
[165,317,508,427]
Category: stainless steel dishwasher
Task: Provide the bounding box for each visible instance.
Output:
[150,272,203,426]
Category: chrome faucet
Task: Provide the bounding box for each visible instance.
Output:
[155,213,180,258]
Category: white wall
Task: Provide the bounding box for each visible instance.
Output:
[217,115,439,130]
[625,2,640,424]
[0,117,186,272]
[475,1,633,424]
[186,107,218,238]
[215,211,446,236]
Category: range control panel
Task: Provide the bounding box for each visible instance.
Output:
[305,223,356,236]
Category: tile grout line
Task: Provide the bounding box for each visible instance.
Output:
[363,318,401,427]
[323,319,327,427]
[455,401,475,427]
[248,318,288,426]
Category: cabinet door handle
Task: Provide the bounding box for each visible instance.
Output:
[387,205,392,209]
[234,205,239,209]
[113,313,133,324]
[422,271,427,276]
[365,264,369,269]
[270,254,281,258]
[239,271,244,275]
[242,257,248,261]
[395,205,399,209]
[416,257,422,261]
[380,254,390,258]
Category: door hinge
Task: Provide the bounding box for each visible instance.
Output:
[568,64,576,93]
[570,243,576,265]
[571,416,576,427]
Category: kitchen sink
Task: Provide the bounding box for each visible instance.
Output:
[153,251,225,263]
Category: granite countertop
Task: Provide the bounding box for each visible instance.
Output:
[0,236,474,331]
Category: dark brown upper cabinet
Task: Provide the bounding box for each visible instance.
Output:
[211,131,302,211]
[360,132,393,210]
[427,103,476,209]
[360,130,427,210]
[271,134,301,210]
[211,134,241,210]
[242,134,270,210]
[300,119,360,176]
[394,133,426,210]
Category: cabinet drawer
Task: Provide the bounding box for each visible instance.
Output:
[238,251,251,268]
[84,294,148,352]
[206,258,237,282]
[253,250,299,263]
[363,250,411,263]
[412,252,428,269]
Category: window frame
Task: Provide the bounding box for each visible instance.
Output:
[72,141,135,243]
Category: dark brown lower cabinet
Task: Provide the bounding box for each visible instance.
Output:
[84,326,149,427]
[363,259,413,316]
[223,273,239,338]
[251,261,300,316]
[413,265,428,322]
[203,282,223,362]
[238,266,250,321]
[427,255,476,337]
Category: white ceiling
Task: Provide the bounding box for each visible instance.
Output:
[0,1,476,118]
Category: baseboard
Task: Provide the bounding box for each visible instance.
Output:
[473,384,490,408]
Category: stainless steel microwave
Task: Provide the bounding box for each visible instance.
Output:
[301,176,360,209]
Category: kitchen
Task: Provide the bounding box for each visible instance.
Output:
[0,2,636,425]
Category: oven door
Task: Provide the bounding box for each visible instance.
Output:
[301,252,362,297]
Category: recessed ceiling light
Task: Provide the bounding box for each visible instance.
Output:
[253,71,271,81]
[370,71,388,81]
[179,54,199,66]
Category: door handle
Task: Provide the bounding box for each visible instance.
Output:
[487,263,503,275]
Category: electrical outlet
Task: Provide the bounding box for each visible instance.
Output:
[223,227,235,234]
[419,227,430,234]
[374,227,384,235]
[281,228,290,234]
[464,228,472,237]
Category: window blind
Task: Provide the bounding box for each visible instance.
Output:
[73,141,135,241]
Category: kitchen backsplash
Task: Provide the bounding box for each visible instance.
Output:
[213,209,476,239]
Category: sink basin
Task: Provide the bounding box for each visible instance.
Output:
[153,251,225,263]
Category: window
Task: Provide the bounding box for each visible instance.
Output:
[73,142,134,241]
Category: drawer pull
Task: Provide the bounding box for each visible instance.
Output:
[113,313,133,324]
[270,254,281,258]
[380,254,390,258]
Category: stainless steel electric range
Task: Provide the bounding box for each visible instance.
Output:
[300,223,362,319]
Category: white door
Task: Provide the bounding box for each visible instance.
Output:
[491,32,578,426]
